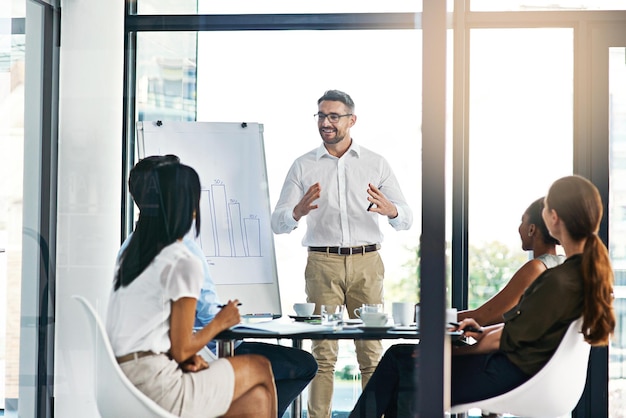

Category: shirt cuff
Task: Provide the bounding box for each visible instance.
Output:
[388,205,406,228]
[286,213,299,230]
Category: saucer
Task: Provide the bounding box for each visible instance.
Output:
[358,325,394,331]
[392,325,418,331]
[289,315,321,322]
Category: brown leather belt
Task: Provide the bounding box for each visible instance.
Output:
[116,351,158,364]
[308,244,380,255]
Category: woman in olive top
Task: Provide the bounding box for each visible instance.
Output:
[350,175,615,418]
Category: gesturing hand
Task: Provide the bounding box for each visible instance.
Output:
[293,183,321,221]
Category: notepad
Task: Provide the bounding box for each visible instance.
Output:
[232,319,327,334]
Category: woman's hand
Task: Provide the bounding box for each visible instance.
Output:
[212,299,241,331]
[170,298,240,363]
[454,318,485,341]
[179,354,209,373]
[452,321,504,355]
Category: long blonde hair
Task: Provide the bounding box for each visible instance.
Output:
[546,175,615,345]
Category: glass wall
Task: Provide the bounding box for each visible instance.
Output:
[3,0,623,416]
[1,4,25,415]
[2,0,58,416]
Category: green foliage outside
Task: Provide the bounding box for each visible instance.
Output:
[384,245,422,303]
[467,241,527,309]
[335,364,360,381]
[384,241,527,310]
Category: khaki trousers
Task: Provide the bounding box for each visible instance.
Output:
[305,250,384,418]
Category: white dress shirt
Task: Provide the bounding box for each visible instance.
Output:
[271,141,412,247]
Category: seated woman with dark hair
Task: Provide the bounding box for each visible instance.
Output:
[457,196,564,326]
[121,155,317,417]
[106,162,277,418]
[350,176,615,417]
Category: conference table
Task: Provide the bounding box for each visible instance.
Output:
[214,318,464,418]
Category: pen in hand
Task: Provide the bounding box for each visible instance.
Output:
[218,303,242,308]
[367,185,382,211]
[449,321,483,333]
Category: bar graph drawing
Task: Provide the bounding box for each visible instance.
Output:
[199,182,262,258]
[137,121,282,316]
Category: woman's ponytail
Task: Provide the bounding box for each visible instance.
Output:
[581,234,615,345]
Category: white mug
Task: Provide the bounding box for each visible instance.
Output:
[415,305,420,328]
[446,308,458,328]
[392,302,415,326]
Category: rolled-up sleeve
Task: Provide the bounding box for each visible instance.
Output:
[271,162,303,234]
[380,159,413,231]
[388,200,413,231]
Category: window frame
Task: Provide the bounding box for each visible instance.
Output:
[121,3,626,416]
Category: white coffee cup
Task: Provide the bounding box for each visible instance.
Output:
[293,302,315,317]
[392,302,415,326]
[354,303,384,318]
[360,311,389,327]
[446,308,458,328]
[415,305,420,328]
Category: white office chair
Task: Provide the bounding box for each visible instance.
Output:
[449,317,590,418]
[73,295,179,418]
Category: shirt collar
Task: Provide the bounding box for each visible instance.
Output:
[316,140,360,160]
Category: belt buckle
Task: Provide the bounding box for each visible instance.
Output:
[350,246,365,255]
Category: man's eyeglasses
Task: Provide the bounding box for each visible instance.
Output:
[314,112,353,123]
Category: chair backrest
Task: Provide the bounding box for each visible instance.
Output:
[73,295,179,418]
[449,317,590,418]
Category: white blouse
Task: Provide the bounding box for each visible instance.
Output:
[106,241,203,356]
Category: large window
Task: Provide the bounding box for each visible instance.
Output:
[135,28,423,320]
[134,27,423,415]
[467,28,573,308]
